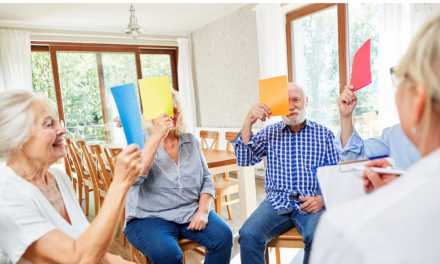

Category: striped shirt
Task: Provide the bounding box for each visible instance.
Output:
[234,120,340,214]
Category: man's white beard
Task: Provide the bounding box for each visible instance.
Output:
[282,110,306,126]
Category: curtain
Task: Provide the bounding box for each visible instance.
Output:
[376,4,440,127]
[376,4,411,127]
[177,38,197,134]
[255,4,287,79]
[0,29,32,91]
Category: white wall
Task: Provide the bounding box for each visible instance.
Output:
[191,4,259,128]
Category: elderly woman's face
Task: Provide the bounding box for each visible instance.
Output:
[22,100,67,164]
[395,77,418,144]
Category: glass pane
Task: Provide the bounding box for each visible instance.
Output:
[348,3,382,138]
[57,52,104,142]
[140,54,173,89]
[101,52,137,144]
[31,52,56,102]
[291,6,340,132]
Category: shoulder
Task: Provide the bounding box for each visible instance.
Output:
[180,132,198,144]
[0,166,32,204]
[259,121,285,134]
[307,120,335,136]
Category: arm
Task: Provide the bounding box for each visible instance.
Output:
[23,146,143,264]
[188,141,214,231]
[234,103,271,166]
[338,85,357,148]
[141,114,173,175]
[324,130,341,166]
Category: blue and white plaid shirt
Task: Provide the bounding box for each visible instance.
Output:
[234,120,340,214]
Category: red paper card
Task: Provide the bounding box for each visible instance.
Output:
[351,39,372,91]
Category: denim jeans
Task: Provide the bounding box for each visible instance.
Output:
[239,200,323,264]
[125,211,233,264]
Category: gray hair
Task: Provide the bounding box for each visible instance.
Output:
[0,90,51,159]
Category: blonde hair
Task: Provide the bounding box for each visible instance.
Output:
[143,90,187,136]
[396,16,440,139]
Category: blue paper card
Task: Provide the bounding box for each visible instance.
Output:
[111,83,145,148]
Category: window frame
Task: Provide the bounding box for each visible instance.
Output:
[30,41,179,129]
[285,3,348,93]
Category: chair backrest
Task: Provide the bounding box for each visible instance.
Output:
[225,131,238,153]
[77,141,105,215]
[104,147,122,174]
[89,144,112,191]
[66,141,88,197]
[199,130,220,150]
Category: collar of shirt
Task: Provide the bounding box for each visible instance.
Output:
[279,119,316,132]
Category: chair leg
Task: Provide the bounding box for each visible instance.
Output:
[275,247,281,264]
[265,246,270,264]
[84,186,90,217]
[183,251,189,264]
[215,193,222,215]
[78,179,83,209]
[225,196,232,220]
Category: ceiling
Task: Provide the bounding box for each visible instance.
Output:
[0,4,246,37]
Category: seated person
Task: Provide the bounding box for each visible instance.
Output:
[234,83,340,264]
[0,90,146,263]
[124,92,233,264]
[337,86,420,169]
[311,16,440,263]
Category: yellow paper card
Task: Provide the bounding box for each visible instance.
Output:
[259,75,289,116]
[138,76,174,120]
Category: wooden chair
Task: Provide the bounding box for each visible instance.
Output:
[199,130,239,220]
[89,144,112,190]
[265,227,304,264]
[77,140,106,217]
[63,150,77,192]
[199,130,220,150]
[66,139,93,217]
[225,131,238,153]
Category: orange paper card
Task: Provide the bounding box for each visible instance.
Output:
[259,75,289,116]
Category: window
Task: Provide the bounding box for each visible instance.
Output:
[57,52,104,141]
[348,3,381,138]
[289,5,340,132]
[287,4,392,137]
[31,50,56,102]
[30,43,178,143]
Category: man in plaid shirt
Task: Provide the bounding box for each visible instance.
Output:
[235,83,340,264]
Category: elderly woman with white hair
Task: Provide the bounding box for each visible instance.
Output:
[0,90,169,263]
[311,16,440,263]
[124,92,233,264]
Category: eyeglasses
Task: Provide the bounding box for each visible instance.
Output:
[390,67,414,88]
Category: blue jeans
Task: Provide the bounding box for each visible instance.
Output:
[125,211,233,264]
[239,200,323,264]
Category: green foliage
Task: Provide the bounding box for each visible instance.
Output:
[31,51,173,142]
[31,52,56,101]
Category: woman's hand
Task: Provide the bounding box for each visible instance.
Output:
[187,210,209,231]
[150,114,174,140]
[112,144,143,188]
[338,85,357,118]
[363,159,399,193]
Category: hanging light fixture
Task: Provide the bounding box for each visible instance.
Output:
[124,4,142,38]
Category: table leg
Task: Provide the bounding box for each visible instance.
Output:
[238,166,257,221]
